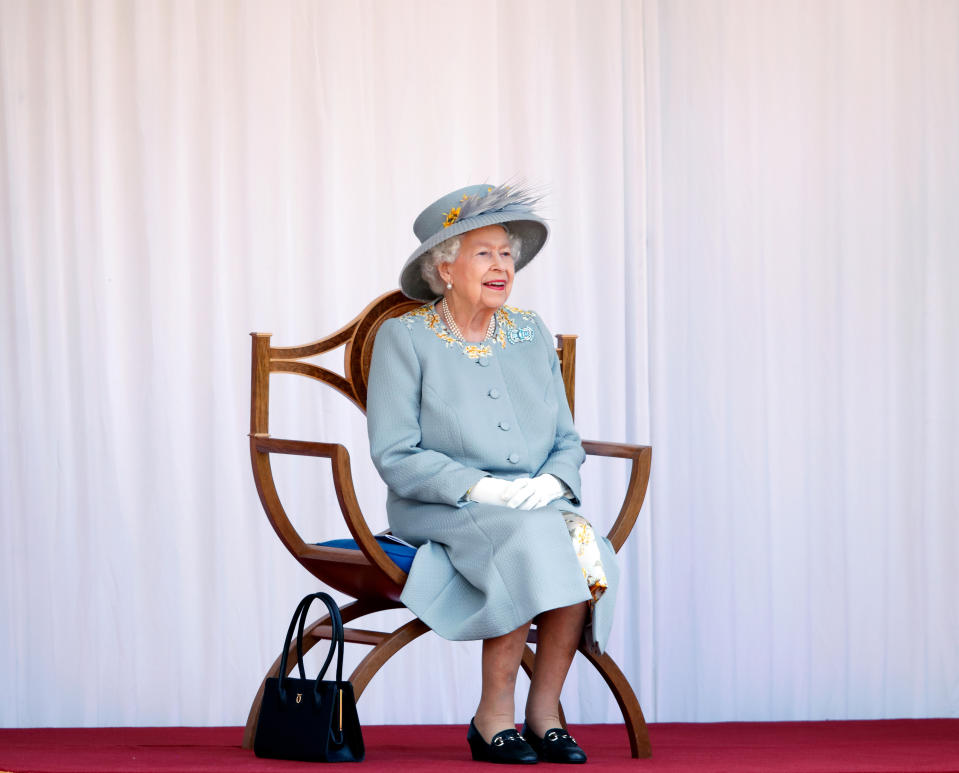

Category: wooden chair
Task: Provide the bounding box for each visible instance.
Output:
[243,289,653,757]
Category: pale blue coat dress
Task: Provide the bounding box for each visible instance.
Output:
[366,303,620,652]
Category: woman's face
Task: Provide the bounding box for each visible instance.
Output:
[442,225,515,312]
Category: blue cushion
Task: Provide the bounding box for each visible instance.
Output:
[317,536,416,573]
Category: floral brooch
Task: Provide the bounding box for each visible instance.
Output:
[507,326,534,344]
[442,206,461,227]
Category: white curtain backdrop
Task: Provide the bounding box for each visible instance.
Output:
[1,0,956,727]
[642,0,959,720]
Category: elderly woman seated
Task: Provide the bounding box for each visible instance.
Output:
[366,184,619,765]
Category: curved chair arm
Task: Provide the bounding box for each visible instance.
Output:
[250,435,408,587]
[581,441,652,552]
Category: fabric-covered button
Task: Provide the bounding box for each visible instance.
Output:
[498,421,511,431]
[507,453,520,464]
[488,388,500,399]
[477,357,490,367]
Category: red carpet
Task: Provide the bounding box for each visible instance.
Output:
[1,721,957,772]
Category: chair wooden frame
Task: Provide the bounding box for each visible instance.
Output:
[243,289,653,757]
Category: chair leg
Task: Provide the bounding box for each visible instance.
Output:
[242,599,389,750]
[576,644,651,758]
[349,617,431,698]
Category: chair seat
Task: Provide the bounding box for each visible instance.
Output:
[317,536,416,573]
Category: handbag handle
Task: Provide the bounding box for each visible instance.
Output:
[276,592,344,702]
[296,592,344,684]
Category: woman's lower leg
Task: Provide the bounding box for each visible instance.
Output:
[525,601,588,736]
[473,622,532,742]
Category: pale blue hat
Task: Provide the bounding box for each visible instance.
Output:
[400,182,549,301]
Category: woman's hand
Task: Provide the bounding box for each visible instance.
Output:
[469,474,569,510]
[467,476,515,506]
[503,474,567,511]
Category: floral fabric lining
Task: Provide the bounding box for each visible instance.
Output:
[562,513,609,605]
[401,303,537,361]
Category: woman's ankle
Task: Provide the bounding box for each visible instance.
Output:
[472,707,516,743]
[524,709,563,738]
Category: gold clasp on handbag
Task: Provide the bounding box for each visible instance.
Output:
[296,693,303,704]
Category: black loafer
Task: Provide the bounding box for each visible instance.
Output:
[521,722,587,764]
[467,719,538,764]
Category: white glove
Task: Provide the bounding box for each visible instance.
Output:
[467,476,514,506]
[502,474,567,511]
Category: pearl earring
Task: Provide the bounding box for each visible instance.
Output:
[446,281,453,290]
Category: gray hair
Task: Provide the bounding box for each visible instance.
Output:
[420,228,524,297]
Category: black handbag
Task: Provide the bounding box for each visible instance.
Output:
[253,592,365,762]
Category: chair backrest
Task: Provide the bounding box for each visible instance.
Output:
[251,289,579,432]
[251,291,419,435]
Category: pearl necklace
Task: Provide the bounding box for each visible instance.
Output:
[441,297,496,342]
